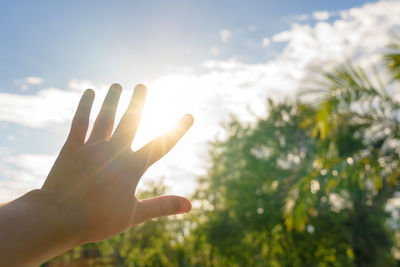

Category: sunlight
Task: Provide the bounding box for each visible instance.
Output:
[131,80,192,151]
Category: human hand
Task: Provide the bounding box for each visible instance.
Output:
[41,83,193,244]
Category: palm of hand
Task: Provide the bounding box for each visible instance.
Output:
[41,84,193,243]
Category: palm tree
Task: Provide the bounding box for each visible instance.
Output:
[290,41,400,265]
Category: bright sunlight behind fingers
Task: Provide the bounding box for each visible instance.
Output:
[128,83,194,151]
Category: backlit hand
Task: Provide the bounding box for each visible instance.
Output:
[42,83,193,243]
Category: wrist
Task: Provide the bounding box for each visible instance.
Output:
[0,189,84,266]
[27,189,86,246]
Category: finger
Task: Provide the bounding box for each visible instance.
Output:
[112,84,147,147]
[136,114,194,170]
[88,83,122,142]
[134,195,191,224]
[63,89,95,151]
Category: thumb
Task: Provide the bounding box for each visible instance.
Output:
[134,195,192,225]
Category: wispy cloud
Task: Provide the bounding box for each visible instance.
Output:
[220,29,232,43]
[272,30,291,42]
[282,14,309,23]
[262,37,271,47]
[14,76,43,90]
[0,152,55,202]
[210,46,219,56]
[0,80,109,128]
[313,10,330,21]
[0,88,78,128]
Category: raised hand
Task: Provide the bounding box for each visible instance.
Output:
[42,83,194,243]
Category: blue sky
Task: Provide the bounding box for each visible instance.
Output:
[0,0,398,201]
[1,0,373,88]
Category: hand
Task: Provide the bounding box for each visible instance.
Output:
[41,83,194,243]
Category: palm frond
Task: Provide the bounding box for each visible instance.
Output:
[384,42,400,81]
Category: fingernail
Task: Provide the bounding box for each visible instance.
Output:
[84,89,95,98]
[181,114,194,128]
[180,200,192,213]
[110,83,122,93]
[134,84,147,99]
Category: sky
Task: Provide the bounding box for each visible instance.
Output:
[1,0,400,202]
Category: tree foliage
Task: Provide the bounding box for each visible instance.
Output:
[43,44,400,266]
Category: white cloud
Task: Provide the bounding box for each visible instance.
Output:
[0,88,81,128]
[3,154,55,179]
[25,77,43,85]
[280,0,400,68]
[272,30,292,42]
[0,153,56,202]
[220,29,231,43]
[296,14,309,21]
[313,10,330,21]
[14,76,43,90]
[0,80,109,128]
[210,46,219,56]
[262,37,271,47]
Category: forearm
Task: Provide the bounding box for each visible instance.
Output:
[0,190,81,266]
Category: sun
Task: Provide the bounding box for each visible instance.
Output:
[130,83,191,150]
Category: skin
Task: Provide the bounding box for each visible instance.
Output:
[0,83,194,266]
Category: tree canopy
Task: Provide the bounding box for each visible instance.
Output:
[43,43,400,266]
